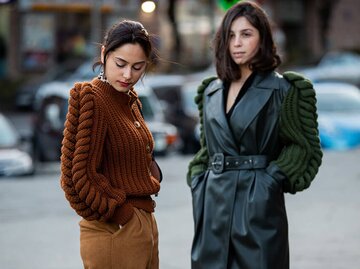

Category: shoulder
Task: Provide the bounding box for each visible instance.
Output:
[68,80,103,118]
[282,71,314,91]
[262,71,291,91]
[194,76,218,105]
[70,81,95,99]
[274,71,292,91]
[252,71,291,100]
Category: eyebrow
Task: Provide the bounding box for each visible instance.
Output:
[231,28,254,32]
[114,56,146,65]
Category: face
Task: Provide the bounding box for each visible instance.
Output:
[101,43,147,93]
[228,16,260,68]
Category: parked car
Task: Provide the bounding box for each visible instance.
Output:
[298,51,360,87]
[136,84,179,155]
[0,113,34,176]
[32,93,68,162]
[314,81,360,150]
[15,61,82,110]
[140,74,201,154]
[33,72,178,161]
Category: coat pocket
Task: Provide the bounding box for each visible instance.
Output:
[191,171,208,231]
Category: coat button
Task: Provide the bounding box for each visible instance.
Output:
[134,121,141,128]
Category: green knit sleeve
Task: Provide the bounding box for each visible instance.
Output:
[186,77,217,186]
[273,71,323,194]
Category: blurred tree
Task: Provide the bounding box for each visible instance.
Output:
[217,0,241,11]
[0,35,6,78]
[318,0,335,51]
[167,0,182,62]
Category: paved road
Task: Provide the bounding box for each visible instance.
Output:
[0,149,360,269]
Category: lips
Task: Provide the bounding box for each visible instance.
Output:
[119,81,131,88]
[233,52,245,57]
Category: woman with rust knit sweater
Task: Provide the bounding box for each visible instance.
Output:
[60,20,161,268]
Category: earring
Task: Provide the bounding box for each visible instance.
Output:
[98,68,109,84]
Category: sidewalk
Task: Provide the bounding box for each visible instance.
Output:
[0,149,359,268]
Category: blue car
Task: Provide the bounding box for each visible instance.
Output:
[314,82,360,150]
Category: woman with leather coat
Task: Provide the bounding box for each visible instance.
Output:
[187,2,323,268]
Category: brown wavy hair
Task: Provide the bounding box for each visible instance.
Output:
[213,1,281,82]
[93,20,158,73]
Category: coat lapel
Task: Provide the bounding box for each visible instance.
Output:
[205,80,240,153]
[230,73,281,140]
[205,79,230,133]
[204,73,282,150]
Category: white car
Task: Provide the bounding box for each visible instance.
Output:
[0,113,34,176]
[298,51,360,87]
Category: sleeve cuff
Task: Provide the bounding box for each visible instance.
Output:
[266,162,288,185]
[109,202,134,226]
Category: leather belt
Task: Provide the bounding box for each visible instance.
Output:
[208,153,268,174]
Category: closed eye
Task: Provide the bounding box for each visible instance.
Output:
[132,64,144,71]
[116,63,126,68]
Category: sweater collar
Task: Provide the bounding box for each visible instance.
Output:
[91,78,138,105]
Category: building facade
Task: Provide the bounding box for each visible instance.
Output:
[0,0,359,79]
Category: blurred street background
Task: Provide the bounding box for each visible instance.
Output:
[0,143,360,269]
[1,0,360,268]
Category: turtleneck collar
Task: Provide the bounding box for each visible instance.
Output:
[91,78,138,105]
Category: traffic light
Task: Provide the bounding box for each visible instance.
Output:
[217,0,241,11]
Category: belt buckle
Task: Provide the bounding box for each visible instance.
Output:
[211,153,224,174]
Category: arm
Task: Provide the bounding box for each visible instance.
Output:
[187,77,217,186]
[269,72,323,194]
[61,83,132,225]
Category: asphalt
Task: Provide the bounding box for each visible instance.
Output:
[0,109,360,268]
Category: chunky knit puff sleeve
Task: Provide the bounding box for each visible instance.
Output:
[187,72,322,194]
[60,82,124,222]
[186,77,216,186]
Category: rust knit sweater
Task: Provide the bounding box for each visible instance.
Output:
[60,78,161,226]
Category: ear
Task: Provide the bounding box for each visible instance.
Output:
[100,46,105,64]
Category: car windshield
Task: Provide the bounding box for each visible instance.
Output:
[0,116,18,147]
[66,61,98,82]
[317,92,360,112]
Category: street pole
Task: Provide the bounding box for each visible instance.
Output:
[90,0,102,55]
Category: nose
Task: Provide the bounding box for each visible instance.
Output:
[233,35,242,47]
[123,66,132,80]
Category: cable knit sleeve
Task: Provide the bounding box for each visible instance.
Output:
[271,71,323,194]
[187,77,217,186]
[60,82,130,224]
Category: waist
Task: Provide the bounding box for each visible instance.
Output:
[127,196,156,212]
[208,153,268,174]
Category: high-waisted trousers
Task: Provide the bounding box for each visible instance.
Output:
[79,208,159,269]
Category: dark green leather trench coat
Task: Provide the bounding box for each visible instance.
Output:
[189,71,322,269]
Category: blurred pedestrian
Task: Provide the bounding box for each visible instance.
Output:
[60,19,162,269]
[187,1,322,269]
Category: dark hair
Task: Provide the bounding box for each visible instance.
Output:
[213,1,281,82]
[93,20,158,73]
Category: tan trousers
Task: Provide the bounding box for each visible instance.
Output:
[79,208,159,269]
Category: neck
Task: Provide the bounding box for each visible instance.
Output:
[238,66,252,83]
